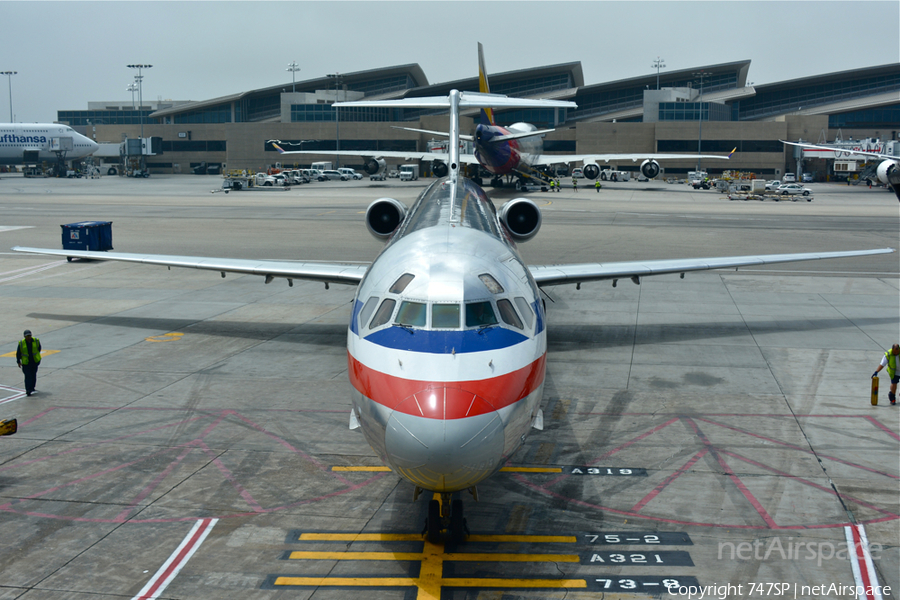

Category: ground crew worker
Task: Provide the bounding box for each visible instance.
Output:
[550,179,556,192]
[573,177,578,192]
[555,178,561,192]
[595,180,601,193]
[873,343,899,405]
[16,330,41,397]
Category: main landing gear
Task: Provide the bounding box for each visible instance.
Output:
[418,488,475,543]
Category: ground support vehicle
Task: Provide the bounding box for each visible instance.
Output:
[399,164,419,181]
[222,170,256,191]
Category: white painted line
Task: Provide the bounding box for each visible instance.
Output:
[132,518,218,600]
[844,524,882,600]
[0,226,34,233]
[0,384,26,405]
[0,260,66,284]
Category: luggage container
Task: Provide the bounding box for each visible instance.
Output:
[61,221,113,261]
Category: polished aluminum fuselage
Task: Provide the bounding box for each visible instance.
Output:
[347,177,547,492]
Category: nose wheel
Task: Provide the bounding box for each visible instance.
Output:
[423,493,471,544]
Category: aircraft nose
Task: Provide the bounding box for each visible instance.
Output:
[384,386,506,492]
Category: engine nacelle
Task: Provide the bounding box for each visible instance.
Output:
[640,159,661,179]
[583,163,600,180]
[498,197,542,242]
[432,161,448,178]
[365,197,407,241]
[362,157,387,176]
[876,159,898,184]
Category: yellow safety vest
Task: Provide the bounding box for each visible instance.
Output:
[885,351,897,378]
[18,337,41,366]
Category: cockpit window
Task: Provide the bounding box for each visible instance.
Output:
[395,301,426,327]
[369,298,396,329]
[359,296,380,329]
[497,299,524,330]
[389,273,415,294]
[514,297,534,328]
[432,303,460,329]
[478,273,504,294]
[465,301,498,327]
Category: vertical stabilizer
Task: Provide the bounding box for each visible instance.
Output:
[477,42,495,126]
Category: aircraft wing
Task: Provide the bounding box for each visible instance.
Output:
[271,143,450,163]
[531,152,733,166]
[11,247,369,285]
[781,140,896,161]
[528,248,895,287]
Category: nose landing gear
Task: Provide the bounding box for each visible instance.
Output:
[421,489,475,543]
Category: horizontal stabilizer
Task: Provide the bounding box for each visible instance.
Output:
[337,91,576,111]
[489,128,556,143]
[392,126,474,142]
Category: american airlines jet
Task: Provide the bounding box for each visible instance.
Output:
[0,123,99,168]
[13,91,894,543]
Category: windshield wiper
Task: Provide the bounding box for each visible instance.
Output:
[393,323,415,334]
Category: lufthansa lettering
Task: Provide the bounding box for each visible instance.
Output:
[0,134,48,144]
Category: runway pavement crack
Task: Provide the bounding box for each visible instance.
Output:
[722,278,860,525]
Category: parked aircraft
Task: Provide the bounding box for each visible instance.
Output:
[272,43,735,190]
[781,140,900,201]
[0,123,98,172]
[13,90,893,543]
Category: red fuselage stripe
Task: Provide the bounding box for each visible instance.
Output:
[347,352,546,418]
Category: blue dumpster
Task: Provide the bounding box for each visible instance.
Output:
[61,221,113,261]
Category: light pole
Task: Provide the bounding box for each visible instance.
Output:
[692,70,708,172]
[651,57,666,90]
[327,72,343,168]
[127,64,152,141]
[286,62,300,93]
[1,71,16,121]
[127,82,138,109]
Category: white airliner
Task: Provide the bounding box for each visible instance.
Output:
[781,140,900,201]
[13,91,894,543]
[0,123,99,168]
[272,43,735,188]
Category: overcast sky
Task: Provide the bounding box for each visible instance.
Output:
[2,1,898,123]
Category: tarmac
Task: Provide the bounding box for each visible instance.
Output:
[0,173,897,600]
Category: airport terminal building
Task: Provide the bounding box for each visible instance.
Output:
[61,60,900,179]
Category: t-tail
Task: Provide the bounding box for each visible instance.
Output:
[477,42,495,126]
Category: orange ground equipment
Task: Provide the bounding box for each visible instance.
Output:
[871,376,879,405]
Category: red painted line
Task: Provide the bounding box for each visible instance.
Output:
[863,415,900,441]
[721,450,897,518]
[544,417,679,488]
[695,417,898,479]
[134,518,217,599]
[850,524,875,599]
[682,417,778,527]
[116,444,196,521]
[630,448,709,513]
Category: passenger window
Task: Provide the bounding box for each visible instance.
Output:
[497,299,524,329]
[358,296,380,329]
[368,298,396,329]
[432,304,460,329]
[465,301,498,327]
[389,273,415,294]
[395,301,426,327]
[478,273,504,294]
[514,296,534,328]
